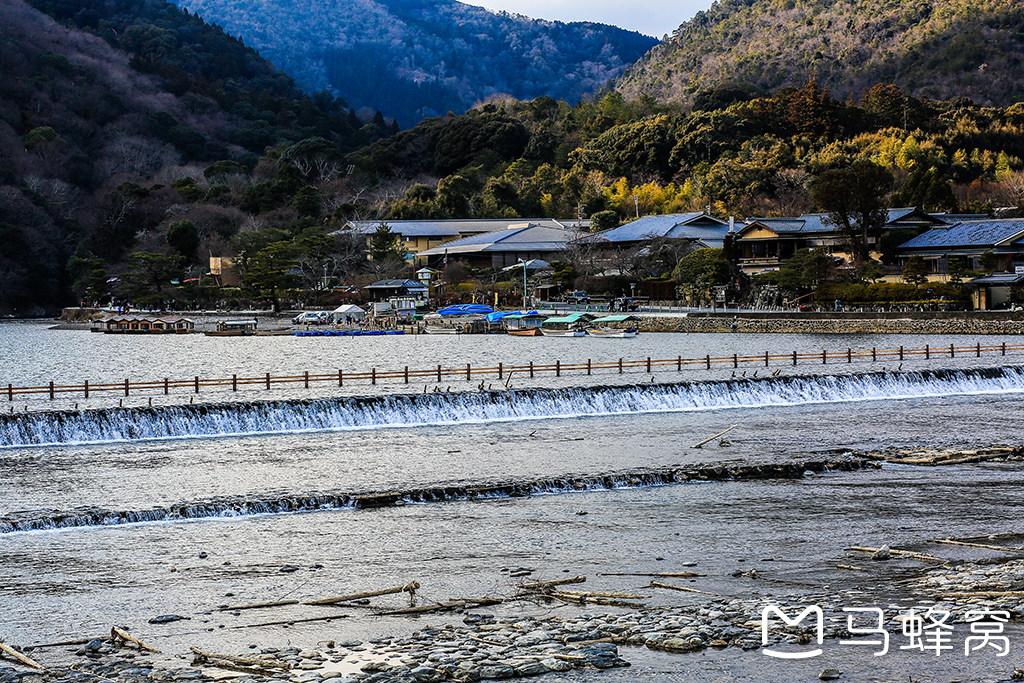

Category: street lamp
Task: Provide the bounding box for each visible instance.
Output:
[520,258,528,309]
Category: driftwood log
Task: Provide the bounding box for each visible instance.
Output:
[379,598,502,615]
[650,580,718,595]
[230,613,349,629]
[598,571,705,578]
[111,627,160,653]
[929,538,1024,552]
[0,644,43,670]
[691,425,738,449]
[219,600,300,612]
[848,546,944,562]
[518,576,585,590]
[306,582,420,606]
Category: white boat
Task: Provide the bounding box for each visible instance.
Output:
[541,328,586,337]
[540,312,593,337]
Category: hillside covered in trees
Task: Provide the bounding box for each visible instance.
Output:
[173,0,658,126]
[616,0,1024,108]
[0,0,395,314]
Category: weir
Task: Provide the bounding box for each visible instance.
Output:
[0,457,876,533]
[1,366,1022,449]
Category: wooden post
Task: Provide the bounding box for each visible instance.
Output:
[764,351,769,367]
[232,374,237,391]
[164,378,169,395]
[678,355,682,371]
[847,348,852,363]
[556,360,561,377]
[872,347,876,362]
[706,354,710,369]
[976,342,981,357]
[338,370,343,387]
[618,358,623,374]
[305,371,310,388]
[371,368,376,385]
[498,362,503,380]
[899,346,904,361]
[83,380,88,399]
[267,372,272,390]
[49,381,54,400]
[950,343,954,358]
[925,344,930,360]
[466,363,471,381]
[437,364,442,382]
[588,359,592,375]
[822,350,826,365]
[404,366,409,383]
[733,354,738,368]
[1003,341,1007,356]
[792,350,797,366]
[646,357,651,373]
[124,378,130,396]
[530,361,535,378]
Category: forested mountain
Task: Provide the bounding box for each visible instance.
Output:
[616,0,1024,108]
[0,0,393,314]
[173,0,658,126]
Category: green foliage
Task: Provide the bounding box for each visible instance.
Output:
[368,222,405,263]
[166,220,200,262]
[590,210,620,232]
[811,161,894,263]
[242,241,299,312]
[673,248,730,287]
[766,248,841,292]
[901,255,930,285]
[815,281,969,307]
[122,251,184,306]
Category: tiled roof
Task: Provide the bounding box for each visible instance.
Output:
[338,218,585,237]
[417,225,573,256]
[591,213,729,245]
[897,220,1024,250]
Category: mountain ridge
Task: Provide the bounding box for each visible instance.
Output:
[616,0,1024,108]
[174,0,658,125]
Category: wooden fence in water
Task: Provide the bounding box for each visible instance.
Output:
[5,341,1024,402]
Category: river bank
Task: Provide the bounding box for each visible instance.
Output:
[639,311,1024,335]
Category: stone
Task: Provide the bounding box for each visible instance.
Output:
[476,664,513,680]
[819,668,843,680]
[871,545,891,561]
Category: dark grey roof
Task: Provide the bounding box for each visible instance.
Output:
[970,273,1024,285]
[591,213,729,247]
[417,224,574,256]
[898,220,1024,250]
[364,279,428,289]
[337,218,586,238]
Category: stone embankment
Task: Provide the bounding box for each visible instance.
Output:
[638,311,1024,335]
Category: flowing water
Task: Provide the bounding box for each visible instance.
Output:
[3,322,1024,681]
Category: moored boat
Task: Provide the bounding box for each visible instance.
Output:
[204,319,258,336]
[541,312,594,337]
[585,315,640,338]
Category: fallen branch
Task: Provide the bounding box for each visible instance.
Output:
[556,590,651,600]
[230,613,349,629]
[548,592,646,607]
[26,638,105,649]
[691,425,738,449]
[518,576,585,590]
[836,564,868,572]
[305,582,420,606]
[111,627,160,653]
[848,546,944,563]
[0,644,44,670]
[189,647,288,669]
[650,580,718,595]
[220,600,300,612]
[379,598,502,616]
[598,571,705,578]
[928,538,1024,552]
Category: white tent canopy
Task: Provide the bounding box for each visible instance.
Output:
[332,304,367,320]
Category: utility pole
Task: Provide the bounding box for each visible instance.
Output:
[632,194,640,218]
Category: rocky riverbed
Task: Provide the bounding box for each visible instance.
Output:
[8,557,1024,683]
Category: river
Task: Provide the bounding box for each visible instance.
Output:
[2,321,1024,682]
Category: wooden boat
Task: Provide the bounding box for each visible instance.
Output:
[503,312,547,336]
[585,327,637,338]
[541,328,586,337]
[204,319,258,336]
[586,315,640,338]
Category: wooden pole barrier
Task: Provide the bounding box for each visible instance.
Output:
[499,362,503,380]
[194,376,199,393]
[646,357,651,373]
[977,342,981,357]
[732,354,737,368]
[618,358,623,374]
[847,348,852,363]
[164,378,169,395]
[588,359,592,375]
[678,355,682,371]
[466,363,471,381]
[899,346,904,360]
[530,361,535,378]
[83,380,88,399]
[925,344,930,359]
[268,372,272,390]
[950,343,954,358]
[338,370,343,387]
[404,366,409,383]
[764,351,769,367]
[232,374,237,392]
[822,350,826,365]
[556,360,560,377]
[872,347,876,362]
[437,364,442,382]
[371,368,375,385]
[792,350,797,366]
[49,381,54,400]
[124,378,129,397]
[706,354,710,369]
